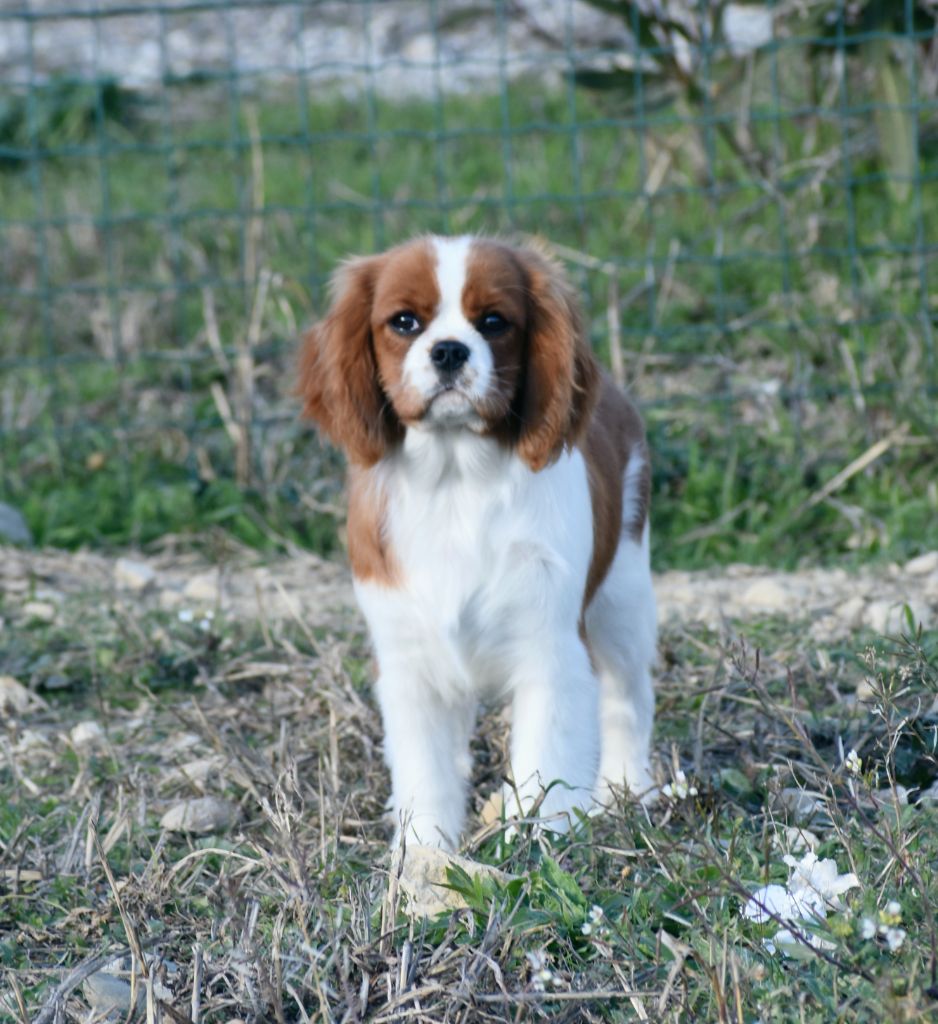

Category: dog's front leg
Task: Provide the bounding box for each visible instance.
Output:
[506,631,600,831]
[376,667,475,850]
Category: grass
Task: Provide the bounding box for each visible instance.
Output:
[2,549,938,1022]
[0,48,936,567]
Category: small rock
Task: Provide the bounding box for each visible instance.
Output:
[397,844,515,919]
[836,596,866,629]
[0,502,32,546]
[83,972,140,1017]
[114,557,156,591]
[41,673,72,691]
[864,599,931,635]
[22,600,56,623]
[773,787,822,822]
[781,826,819,852]
[183,574,220,604]
[905,551,938,576]
[160,796,239,834]
[161,755,249,791]
[872,785,909,808]
[70,721,105,748]
[158,588,184,610]
[14,729,52,759]
[0,675,36,713]
[918,780,938,803]
[741,578,789,613]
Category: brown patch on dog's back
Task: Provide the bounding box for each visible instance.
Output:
[346,467,400,587]
[581,376,649,606]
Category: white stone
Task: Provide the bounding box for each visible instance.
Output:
[864,599,931,635]
[160,797,239,834]
[70,721,105,747]
[836,596,866,628]
[905,551,938,576]
[83,972,139,1016]
[722,3,773,57]
[183,574,220,604]
[114,557,156,591]
[0,675,34,713]
[22,601,56,623]
[774,788,821,822]
[741,578,790,613]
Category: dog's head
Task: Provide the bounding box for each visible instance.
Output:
[299,235,599,470]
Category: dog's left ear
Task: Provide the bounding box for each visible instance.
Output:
[298,255,401,467]
[515,246,600,472]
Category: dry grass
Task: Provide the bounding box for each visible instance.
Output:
[2,548,938,1022]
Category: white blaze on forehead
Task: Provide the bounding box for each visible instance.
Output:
[430,235,473,330]
[399,235,495,421]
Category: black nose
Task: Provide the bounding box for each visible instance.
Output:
[430,340,470,376]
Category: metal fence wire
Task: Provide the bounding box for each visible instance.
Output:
[0,0,936,564]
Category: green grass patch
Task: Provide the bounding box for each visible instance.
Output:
[1,67,936,566]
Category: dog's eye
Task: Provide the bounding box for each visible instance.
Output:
[477,312,509,337]
[389,311,422,336]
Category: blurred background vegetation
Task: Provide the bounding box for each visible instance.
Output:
[0,0,935,568]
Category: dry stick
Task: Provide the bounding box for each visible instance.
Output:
[607,277,624,389]
[6,971,29,1024]
[90,821,148,1024]
[190,944,203,1024]
[797,425,909,515]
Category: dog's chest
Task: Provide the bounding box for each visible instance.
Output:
[354,438,594,695]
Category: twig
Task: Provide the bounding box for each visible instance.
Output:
[798,425,909,514]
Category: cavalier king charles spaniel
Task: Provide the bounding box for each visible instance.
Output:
[300,235,656,848]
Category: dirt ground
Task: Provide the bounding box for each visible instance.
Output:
[4,543,936,644]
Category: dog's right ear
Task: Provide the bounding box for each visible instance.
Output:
[298,255,401,466]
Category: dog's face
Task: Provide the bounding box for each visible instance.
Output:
[299,236,599,471]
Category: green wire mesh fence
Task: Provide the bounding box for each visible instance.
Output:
[0,0,936,565]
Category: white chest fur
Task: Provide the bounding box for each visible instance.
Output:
[354,430,594,701]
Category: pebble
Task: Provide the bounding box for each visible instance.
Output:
[114,557,157,591]
[774,787,822,822]
[83,973,140,1017]
[183,574,220,604]
[0,502,32,546]
[70,721,105,747]
[22,600,56,623]
[160,796,239,834]
[905,551,938,576]
[863,599,931,635]
[0,675,35,713]
[741,578,790,613]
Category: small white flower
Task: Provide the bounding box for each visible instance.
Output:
[526,950,558,991]
[885,927,906,953]
[199,617,212,632]
[662,769,698,801]
[177,608,194,623]
[580,922,592,936]
[859,916,877,940]
[844,749,862,776]
[885,900,902,920]
[743,852,859,958]
[589,905,604,923]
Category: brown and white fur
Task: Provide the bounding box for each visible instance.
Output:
[300,235,656,848]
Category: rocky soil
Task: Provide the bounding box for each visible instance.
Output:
[3,544,935,642]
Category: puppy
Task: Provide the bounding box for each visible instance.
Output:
[299,235,656,848]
